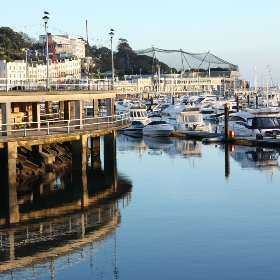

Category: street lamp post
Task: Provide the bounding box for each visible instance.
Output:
[25,48,28,79]
[109,29,115,90]
[42,15,50,91]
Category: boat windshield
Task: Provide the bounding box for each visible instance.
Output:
[249,117,280,129]
[182,114,201,123]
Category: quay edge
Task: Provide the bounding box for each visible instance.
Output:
[171,131,280,148]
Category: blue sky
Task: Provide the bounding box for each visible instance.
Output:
[3,0,280,85]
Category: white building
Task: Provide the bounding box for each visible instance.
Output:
[0,60,27,80]
[0,58,81,83]
[39,34,85,59]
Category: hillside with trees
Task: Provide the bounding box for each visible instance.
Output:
[0,27,176,78]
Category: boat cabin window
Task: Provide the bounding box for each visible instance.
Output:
[182,114,201,123]
[230,116,247,122]
[247,118,253,128]
[201,109,214,114]
[247,117,280,129]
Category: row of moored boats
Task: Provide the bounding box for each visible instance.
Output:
[117,91,280,138]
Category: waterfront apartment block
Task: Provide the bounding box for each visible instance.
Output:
[0,58,81,81]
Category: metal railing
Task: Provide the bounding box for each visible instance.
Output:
[0,78,114,92]
[0,112,130,138]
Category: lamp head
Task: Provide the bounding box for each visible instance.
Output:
[42,15,49,25]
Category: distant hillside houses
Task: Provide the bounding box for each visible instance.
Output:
[0,34,88,81]
[0,57,81,81]
[38,34,85,59]
[0,32,250,94]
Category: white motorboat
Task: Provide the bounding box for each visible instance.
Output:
[129,102,151,125]
[219,108,280,137]
[160,104,211,132]
[116,100,151,125]
[122,121,145,137]
[143,120,174,137]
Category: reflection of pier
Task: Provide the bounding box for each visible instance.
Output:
[0,167,132,275]
[0,131,123,224]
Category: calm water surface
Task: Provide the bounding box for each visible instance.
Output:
[1,134,280,280]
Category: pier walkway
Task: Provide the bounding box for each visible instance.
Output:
[0,89,131,146]
[0,113,130,147]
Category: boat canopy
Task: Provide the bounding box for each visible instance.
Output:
[247,116,280,129]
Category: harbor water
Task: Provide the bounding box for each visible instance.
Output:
[1,134,280,279]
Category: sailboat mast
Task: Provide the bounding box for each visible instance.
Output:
[254,64,258,92]
[266,65,269,107]
[85,20,90,79]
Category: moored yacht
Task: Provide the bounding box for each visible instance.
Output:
[219,107,280,137]
[116,101,151,125]
[160,104,211,132]
[143,120,174,137]
[122,121,145,137]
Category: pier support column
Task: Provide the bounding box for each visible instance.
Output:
[75,100,83,129]
[72,135,88,208]
[31,102,41,130]
[59,101,64,120]
[45,101,52,116]
[7,142,19,224]
[1,101,11,136]
[90,136,101,170]
[93,99,99,117]
[104,132,118,190]
[8,230,15,262]
[106,98,114,116]
[64,101,75,123]
[64,101,70,120]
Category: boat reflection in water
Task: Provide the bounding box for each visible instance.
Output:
[0,151,132,278]
[117,134,202,159]
[118,134,147,154]
[230,146,280,168]
[230,145,280,181]
[143,136,174,155]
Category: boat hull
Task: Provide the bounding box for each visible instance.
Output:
[143,126,173,137]
[123,129,143,137]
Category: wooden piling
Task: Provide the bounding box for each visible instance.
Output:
[224,103,230,139]
[236,95,239,112]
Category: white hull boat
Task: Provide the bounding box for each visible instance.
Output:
[143,120,174,137]
[122,121,145,137]
[219,108,280,137]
